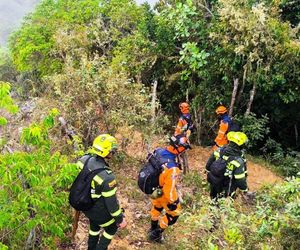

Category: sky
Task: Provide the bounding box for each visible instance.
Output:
[136,0,157,5]
[0,0,158,46]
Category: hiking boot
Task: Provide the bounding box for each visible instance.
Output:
[148,228,164,243]
[148,220,158,234]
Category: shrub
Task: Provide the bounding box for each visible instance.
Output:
[236,112,269,149]
[261,138,300,176]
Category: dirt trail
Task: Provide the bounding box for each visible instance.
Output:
[73,143,282,250]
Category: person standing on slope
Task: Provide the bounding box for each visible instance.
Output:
[148,135,191,243]
[174,102,194,173]
[213,105,233,151]
[76,134,127,250]
[206,131,250,200]
[174,102,194,139]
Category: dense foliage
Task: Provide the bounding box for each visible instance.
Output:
[0,102,77,248]
[6,0,300,154]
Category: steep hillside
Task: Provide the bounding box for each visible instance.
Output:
[3,99,295,250]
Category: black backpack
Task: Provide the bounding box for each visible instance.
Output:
[207,153,235,186]
[138,151,167,194]
[228,119,241,132]
[69,156,105,211]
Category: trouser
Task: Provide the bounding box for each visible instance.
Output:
[150,196,181,229]
[224,181,238,198]
[210,180,238,200]
[179,151,189,174]
[210,183,224,199]
[88,218,118,250]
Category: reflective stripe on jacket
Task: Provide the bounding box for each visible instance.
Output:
[214,120,229,147]
[159,166,180,204]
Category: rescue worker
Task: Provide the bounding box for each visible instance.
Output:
[174,102,194,139]
[206,131,249,200]
[213,105,233,150]
[174,102,194,173]
[148,135,191,243]
[76,134,127,250]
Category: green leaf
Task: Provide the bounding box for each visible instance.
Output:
[0,117,7,126]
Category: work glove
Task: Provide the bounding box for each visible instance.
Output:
[150,188,163,199]
[118,217,127,229]
[117,209,127,229]
[186,129,191,139]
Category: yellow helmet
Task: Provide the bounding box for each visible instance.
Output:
[227,131,248,146]
[90,134,118,157]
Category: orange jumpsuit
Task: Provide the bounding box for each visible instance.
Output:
[213,120,229,150]
[150,163,181,229]
[174,113,193,138]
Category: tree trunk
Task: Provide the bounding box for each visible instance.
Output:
[97,101,111,134]
[194,107,204,145]
[26,228,36,250]
[245,83,256,116]
[229,78,239,116]
[237,65,247,105]
[151,80,158,124]
[180,152,189,174]
[186,88,189,102]
[71,210,81,240]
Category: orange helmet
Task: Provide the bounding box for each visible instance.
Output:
[167,135,191,155]
[215,105,228,115]
[179,102,190,114]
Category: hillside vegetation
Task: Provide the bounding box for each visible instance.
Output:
[0,0,299,249]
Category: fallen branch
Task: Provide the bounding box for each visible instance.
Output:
[58,117,80,151]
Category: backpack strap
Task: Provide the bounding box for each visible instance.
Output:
[182,115,193,131]
[83,156,107,188]
[182,115,191,125]
[82,155,93,170]
[83,155,107,173]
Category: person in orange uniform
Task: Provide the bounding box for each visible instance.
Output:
[213,105,232,151]
[148,135,191,243]
[174,102,194,139]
